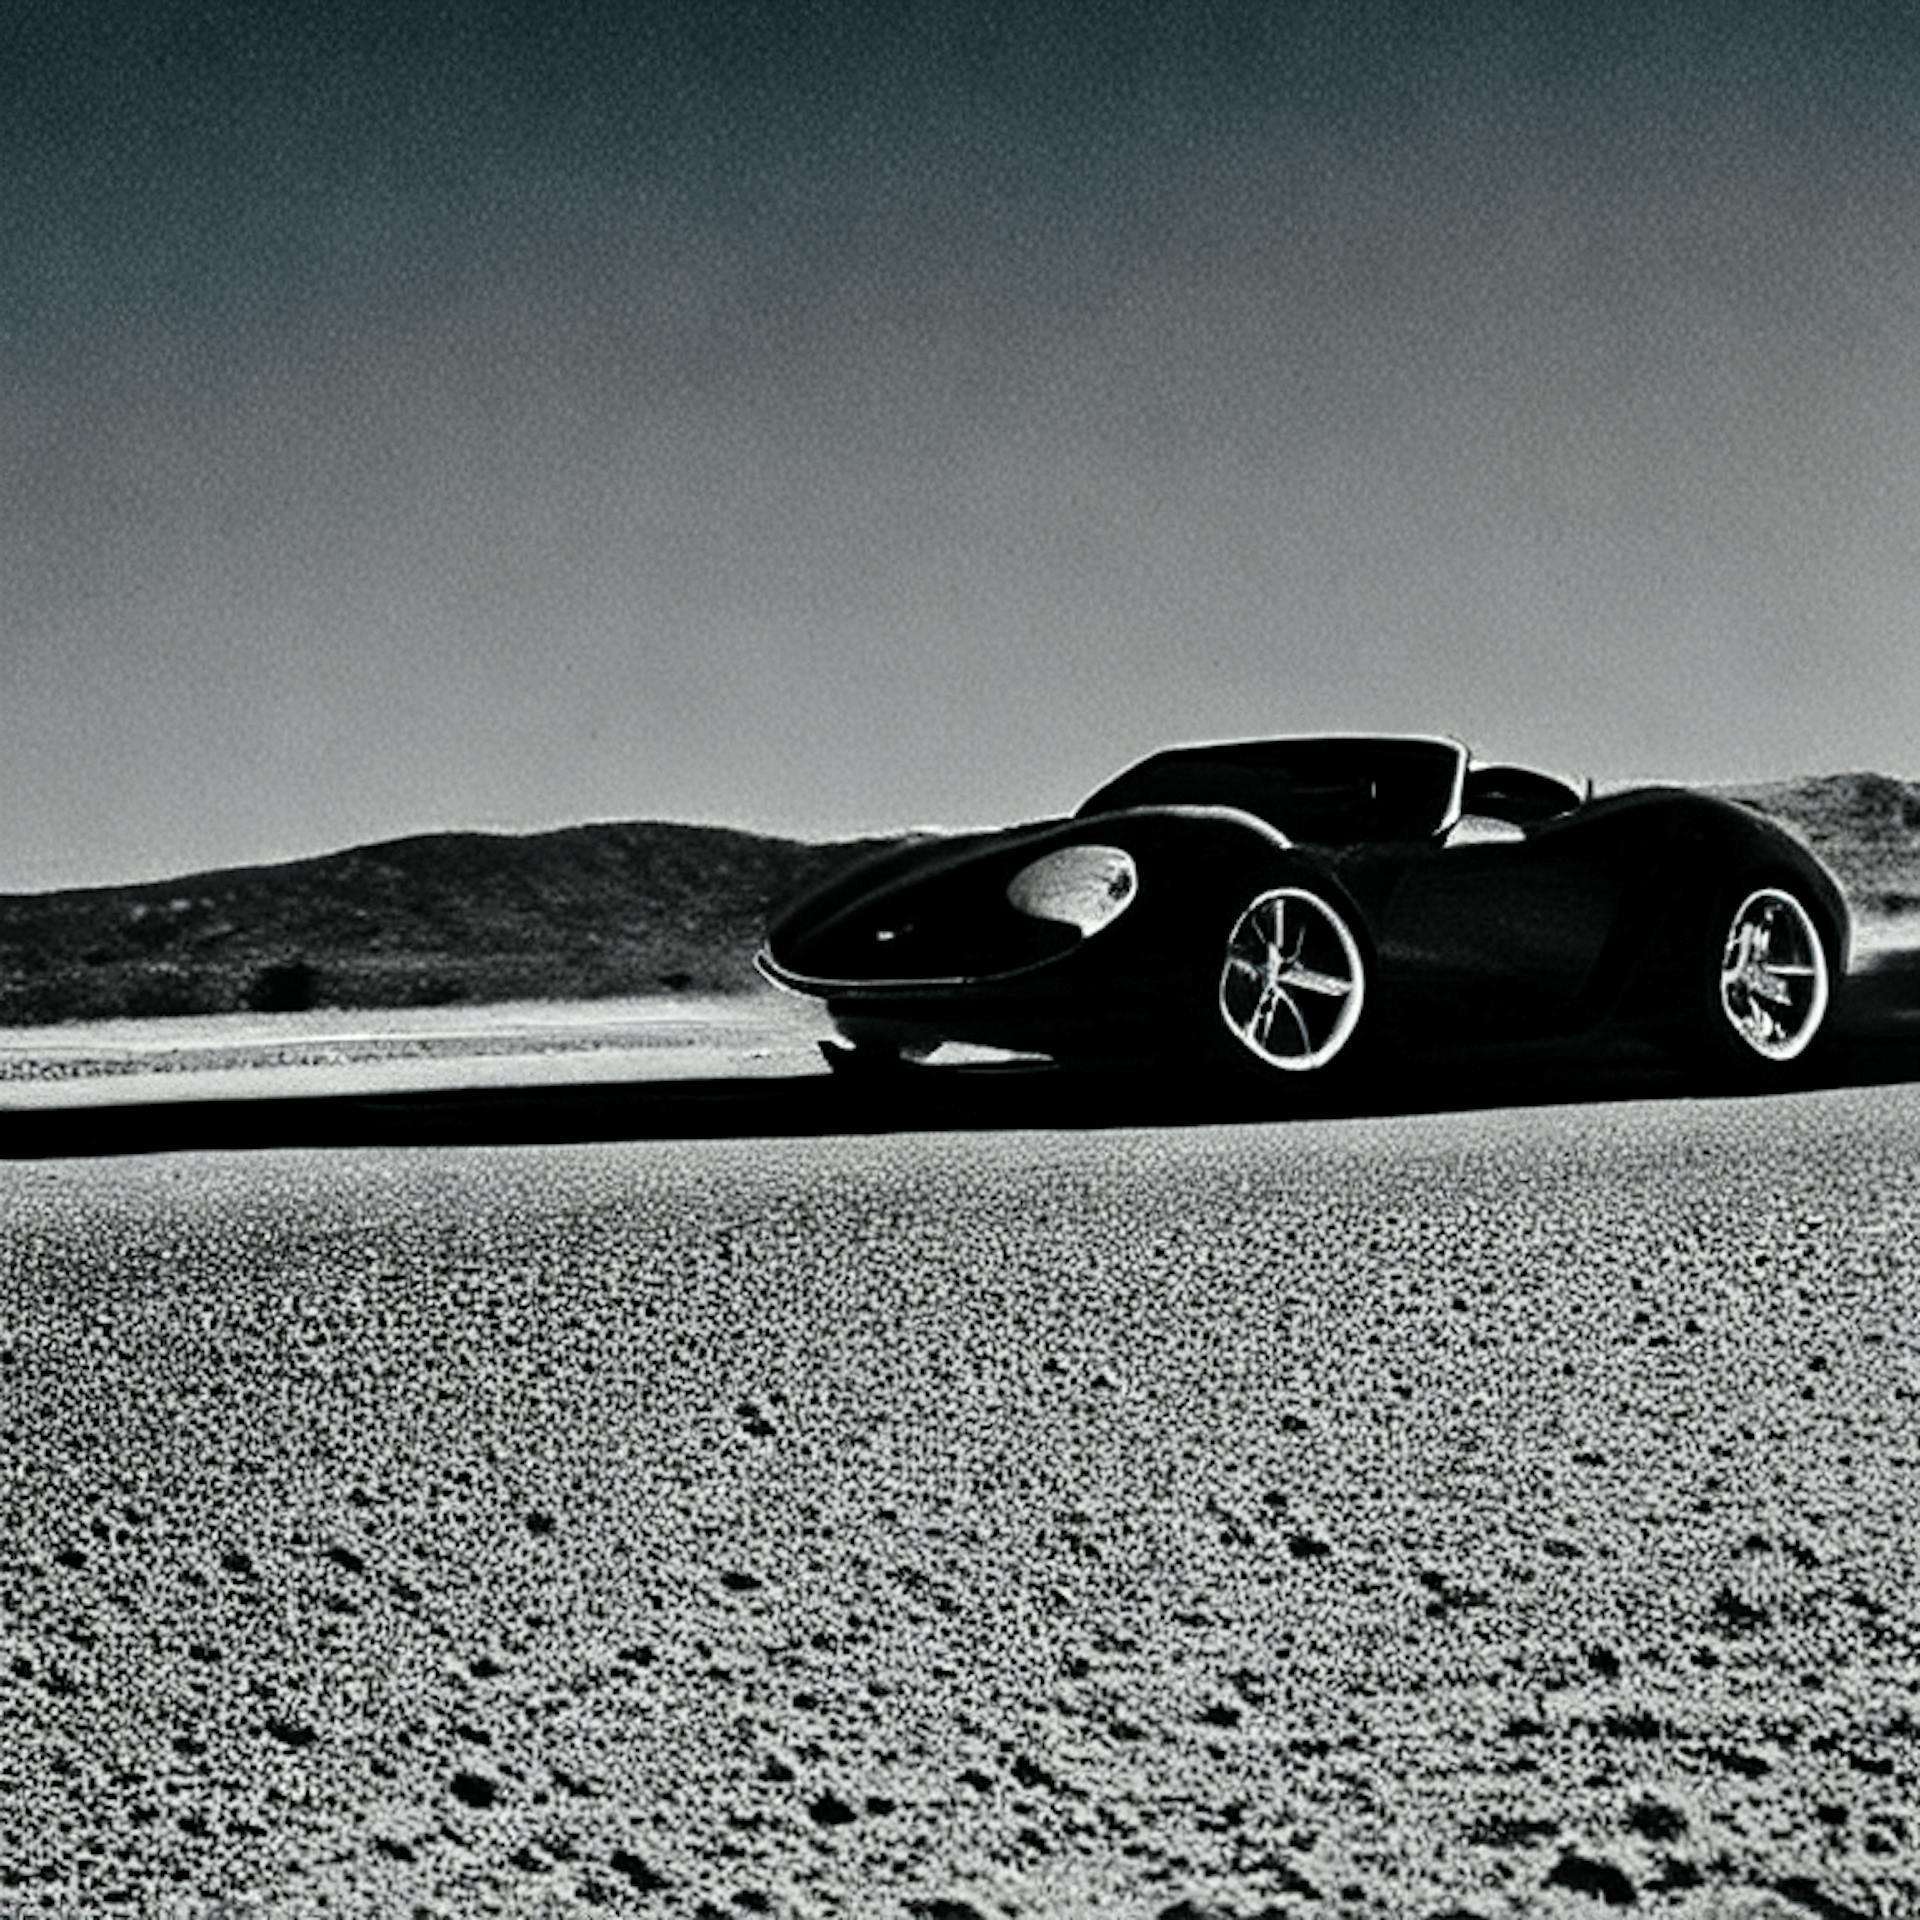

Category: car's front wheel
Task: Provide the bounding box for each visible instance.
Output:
[1702,882,1834,1079]
[1215,885,1369,1075]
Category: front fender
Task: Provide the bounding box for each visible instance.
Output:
[759,805,1309,991]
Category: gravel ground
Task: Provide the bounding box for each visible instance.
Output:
[3,1091,1917,1917]
[0,997,830,1085]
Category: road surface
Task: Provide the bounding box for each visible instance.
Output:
[4,1080,1917,1916]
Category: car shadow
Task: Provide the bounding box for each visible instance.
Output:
[2,950,1914,1161]
[6,1001,1920,1162]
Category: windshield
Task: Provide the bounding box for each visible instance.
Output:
[1077,735,1468,845]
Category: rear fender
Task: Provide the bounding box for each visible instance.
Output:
[1559,790,1852,1028]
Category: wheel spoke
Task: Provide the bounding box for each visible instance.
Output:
[1279,910,1308,968]
[1249,985,1311,1056]
[1249,980,1288,1048]
[1286,964,1353,999]
[1281,990,1313,1055]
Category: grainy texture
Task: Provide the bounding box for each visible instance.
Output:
[4,1093,1917,1916]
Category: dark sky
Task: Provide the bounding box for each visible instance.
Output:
[6,1,1918,891]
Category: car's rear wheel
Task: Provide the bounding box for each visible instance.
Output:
[1215,885,1369,1074]
[1702,882,1833,1078]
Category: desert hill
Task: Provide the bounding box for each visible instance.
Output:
[1714,770,1920,916]
[0,822,912,1025]
[1,774,1914,1026]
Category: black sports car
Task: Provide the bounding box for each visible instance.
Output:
[757,734,1848,1086]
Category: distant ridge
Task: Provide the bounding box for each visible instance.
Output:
[0,822,914,1025]
[1714,771,1920,917]
[1,774,1914,1026]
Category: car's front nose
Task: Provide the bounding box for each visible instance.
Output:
[758,823,1141,992]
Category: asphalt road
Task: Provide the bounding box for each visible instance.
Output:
[5,1077,1918,1917]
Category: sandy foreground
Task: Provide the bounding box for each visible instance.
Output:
[4,1043,1918,1918]
[0,995,842,1105]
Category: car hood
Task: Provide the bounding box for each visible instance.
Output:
[760,818,1089,982]
[759,803,1302,991]
[767,819,1070,933]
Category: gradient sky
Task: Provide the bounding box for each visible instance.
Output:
[6,0,1918,892]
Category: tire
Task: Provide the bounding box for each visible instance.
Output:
[820,1039,915,1077]
[819,1014,940,1079]
[1213,883,1370,1076]
[1698,881,1834,1081]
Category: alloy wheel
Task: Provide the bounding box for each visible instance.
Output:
[1218,887,1367,1071]
[1718,886,1830,1063]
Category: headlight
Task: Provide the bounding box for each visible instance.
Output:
[1004,845,1137,934]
